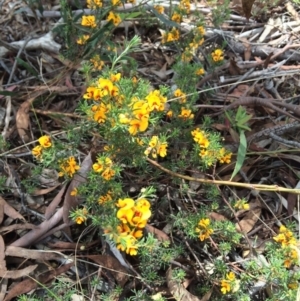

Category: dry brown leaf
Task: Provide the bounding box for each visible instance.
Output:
[0,196,25,222]
[15,87,68,141]
[16,100,31,142]
[229,58,241,76]
[167,268,200,301]
[10,207,64,247]
[0,236,6,271]
[229,127,240,143]
[3,262,73,301]
[263,52,273,69]
[240,38,252,61]
[0,202,4,225]
[286,2,299,20]
[229,84,250,98]
[242,0,255,20]
[0,223,36,235]
[0,264,37,280]
[146,224,170,242]
[5,246,63,261]
[150,63,173,81]
[86,255,129,286]
[45,184,67,220]
[31,184,61,196]
[47,241,85,250]
[209,212,228,221]
[236,198,261,233]
[47,239,100,251]
[0,278,8,301]
[277,153,300,165]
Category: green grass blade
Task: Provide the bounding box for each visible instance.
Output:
[230,130,247,181]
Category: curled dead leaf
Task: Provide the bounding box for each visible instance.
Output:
[0,196,25,222]
[242,0,255,20]
[229,58,241,76]
[146,224,170,242]
[236,198,261,233]
[3,262,73,301]
[86,255,129,286]
[166,268,200,301]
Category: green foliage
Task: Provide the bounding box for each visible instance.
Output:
[0,135,9,152]
[225,106,252,179]
[0,176,7,193]
[230,129,247,180]
[210,0,231,27]
[138,236,183,283]
[22,0,300,300]
[171,268,186,283]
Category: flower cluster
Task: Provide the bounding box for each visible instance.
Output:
[162,28,180,43]
[74,207,88,224]
[84,75,121,124]
[191,129,232,165]
[111,0,121,6]
[191,128,210,149]
[171,12,182,23]
[84,76,120,101]
[195,68,205,76]
[174,88,186,103]
[90,54,105,70]
[181,26,205,62]
[93,157,116,181]
[77,34,90,45]
[83,74,168,143]
[218,147,232,164]
[120,90,167,136]
[58,156,80,178]
[234,199,249,210]
[154,5,164,14]
[179,0,191,13]
[81,15,97,28]
[114,198,151,255]
[87,0,102,9]
[220,272,236,294]
[107,11,122,26]
[32,135,52,159]
[144,136,168,158]
[273,225,299,268]
[273,225,297,247]
[211,49,224,62]
[178,107,194,120]
[98,190,113,204]
[195,218,213,241]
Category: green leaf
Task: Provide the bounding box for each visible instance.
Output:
[230,130,247,181]
[224,110,233,125]
[73,0,84,9]
[16,58,38,77]
[147,6,181,28]
[119,11,142,19]
[73,11,84,23]
[0,90,18,97]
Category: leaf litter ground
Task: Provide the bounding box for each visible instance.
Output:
[1,0,300,300]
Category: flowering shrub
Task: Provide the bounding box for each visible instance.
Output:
[26,0,300,299]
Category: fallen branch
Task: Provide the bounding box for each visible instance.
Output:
[147,158,300,194]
